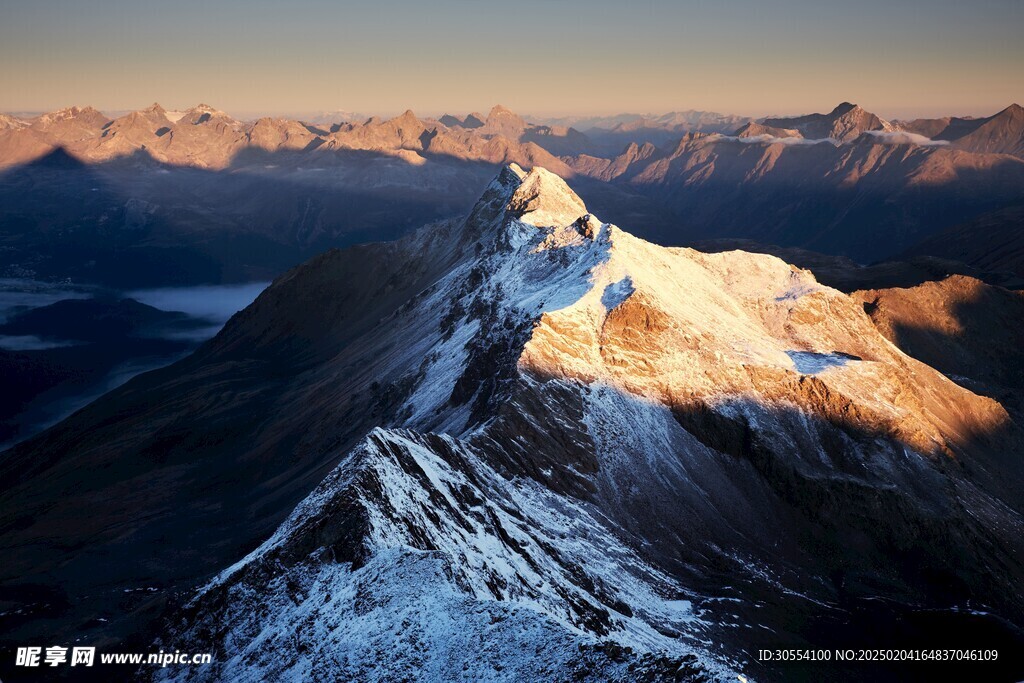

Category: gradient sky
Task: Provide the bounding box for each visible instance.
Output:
[1,0,1021,119]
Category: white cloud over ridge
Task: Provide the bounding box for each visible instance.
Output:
[710,133,837,146]
[708,131,949,148]
[860,130,950,146]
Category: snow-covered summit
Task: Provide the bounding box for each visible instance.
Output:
[507,165,588,228]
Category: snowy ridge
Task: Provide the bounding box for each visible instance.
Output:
[168,427,737,682]
[154,165,745,681]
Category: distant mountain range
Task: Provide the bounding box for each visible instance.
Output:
[4,101,1022,166]
[0,103,576,172]
[0,101,1021,286]
[894,104,1024,157]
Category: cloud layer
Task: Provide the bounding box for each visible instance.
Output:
[710,131,950,147]
[861,130,950,146]
[710,133,839,146]
[126,282,269,324]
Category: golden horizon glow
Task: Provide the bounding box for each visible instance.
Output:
[2,0,1021,121]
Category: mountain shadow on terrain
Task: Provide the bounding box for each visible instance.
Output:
[0,146,678,288]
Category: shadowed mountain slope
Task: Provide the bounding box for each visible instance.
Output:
[903,204,1024,279]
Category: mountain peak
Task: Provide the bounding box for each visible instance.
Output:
[464,112,486,128]
[506,166,587,228]
[485,105,527,133]
[188,103,221,114]
[26,106,110,136]
[999,103,1023,117]
[500,161,527,181]
[384,110,423,132]
[832,101,859,115]
[35,106,95,123]
[762,101,888,141]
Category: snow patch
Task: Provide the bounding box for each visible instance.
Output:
[601,276,635,310]
[786,350,857,375]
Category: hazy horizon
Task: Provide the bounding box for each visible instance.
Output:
[2,0,1021,121]
[3,100,1022,124]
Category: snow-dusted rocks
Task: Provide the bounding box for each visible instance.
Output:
[159,429,727,682]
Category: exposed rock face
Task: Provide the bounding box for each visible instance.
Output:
[517,226,1007,461]
[246,116,322,150]
[28,105,109,141]
[482,104,529,137]
[567,140,663,182]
